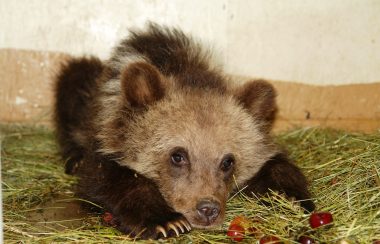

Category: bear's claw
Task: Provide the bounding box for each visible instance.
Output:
[156,225,167,238]
[156,218,191,238]
[179,219,192,232]
[110,209,191,239]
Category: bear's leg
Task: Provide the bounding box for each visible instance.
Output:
[77,155,191,239]
[242,153,315,212]
[54,56,104,174]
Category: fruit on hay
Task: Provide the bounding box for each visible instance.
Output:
[309,212,333,229]
[227,215,264,241]
[230,215,251,228]
[298,235,315,244]
[227,224,245,242]
[103,212,114,225]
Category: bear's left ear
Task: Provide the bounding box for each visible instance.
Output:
[121,62,166,108]
[233,79,277,131]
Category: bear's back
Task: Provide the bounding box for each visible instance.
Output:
[108,23,227,92]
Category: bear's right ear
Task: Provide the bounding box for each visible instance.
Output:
[233,79,277,131]
[121,62,166,108]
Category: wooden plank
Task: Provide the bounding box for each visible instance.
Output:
[1,48,379,132]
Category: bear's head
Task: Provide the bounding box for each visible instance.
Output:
[96,62,278,228]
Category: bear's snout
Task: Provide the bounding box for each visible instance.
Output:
[196,198,221,225]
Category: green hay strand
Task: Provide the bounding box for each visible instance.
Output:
[1,125,380,243]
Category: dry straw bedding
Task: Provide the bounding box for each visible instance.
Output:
[1,125,379,243]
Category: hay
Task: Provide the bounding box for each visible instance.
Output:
[1,125,379,243]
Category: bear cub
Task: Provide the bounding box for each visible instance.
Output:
[54,24,314,239]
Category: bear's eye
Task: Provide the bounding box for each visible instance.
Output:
[220,154,235,172]
[171,153,184,164]
[170,148,188,166]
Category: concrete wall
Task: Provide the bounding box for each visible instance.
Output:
[1,0,380,131]
[1,0,380,85]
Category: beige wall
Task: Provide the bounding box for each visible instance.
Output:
[1,0,379,131]
[1,0,380,85]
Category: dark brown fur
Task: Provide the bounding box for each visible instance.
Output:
[234,79,278,132]
[76,152,187,239]
[243,152,315,211]
[121,62,165,107]
[54,24,314,239]
[113,24,227,92]
[54,56,104,174]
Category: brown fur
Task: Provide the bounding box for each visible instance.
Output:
[54,23,314,239]
[53,56,104,173]
[234,79,278,132]
[121,62,166,107]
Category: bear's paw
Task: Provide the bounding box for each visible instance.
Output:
[112,210,191,239]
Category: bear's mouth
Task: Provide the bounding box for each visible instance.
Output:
[189,218,224,229]
[183,210,225,229]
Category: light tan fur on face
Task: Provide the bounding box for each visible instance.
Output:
[93,61,278,228]
[59,25,283,233]
[108,87,278,227]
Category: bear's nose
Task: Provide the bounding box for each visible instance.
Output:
[196,199,221,223]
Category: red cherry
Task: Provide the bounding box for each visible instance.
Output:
[259,235,282,244]
[309,212,333,228]
[102,212,113,224]
[227,224,245,242]
[373,240,380,244]
[230,216,242,224]
[298,236,315,244]
[230,215,252,228]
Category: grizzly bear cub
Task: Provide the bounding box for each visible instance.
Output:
[54,24,314,239]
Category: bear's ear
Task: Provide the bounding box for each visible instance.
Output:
[121,62,165,108]
[234,79,277,131]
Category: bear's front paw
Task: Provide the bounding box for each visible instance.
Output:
[110,210,191,239]
[154,216,191,238]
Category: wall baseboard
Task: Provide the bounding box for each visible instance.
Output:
[1,49,379,132]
